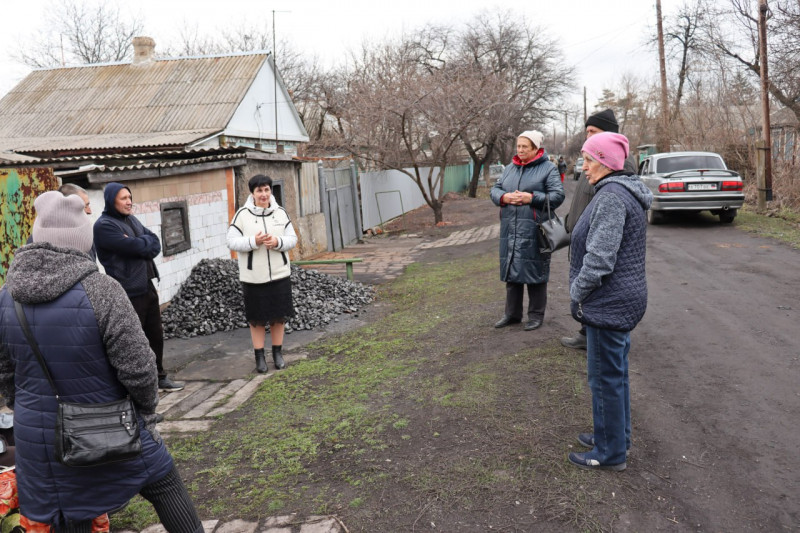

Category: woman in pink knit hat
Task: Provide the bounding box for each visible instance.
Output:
[567,132,653,471]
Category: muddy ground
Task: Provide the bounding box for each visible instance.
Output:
[183,182,799,532]
[381,184,798,531]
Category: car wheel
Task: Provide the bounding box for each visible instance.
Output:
[719,209,737,224]
[647,209,664,225]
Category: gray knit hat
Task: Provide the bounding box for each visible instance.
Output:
[32,191,93,253]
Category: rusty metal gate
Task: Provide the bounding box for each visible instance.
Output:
[319,161,362,251]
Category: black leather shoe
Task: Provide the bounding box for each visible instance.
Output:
[524,319,543,331]
[494,316,521,328]
[561,332,587,350]
[272,347,286,370]
[254,349,267,373]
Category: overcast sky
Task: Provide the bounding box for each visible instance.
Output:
[0,0,675,131]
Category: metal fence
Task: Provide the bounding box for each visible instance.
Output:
[298,162,321,216]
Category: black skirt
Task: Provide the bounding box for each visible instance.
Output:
[241,277,295,325]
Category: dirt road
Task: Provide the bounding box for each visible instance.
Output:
[415,182,800,530]
[624,208,800,531]
[382,181,800,530]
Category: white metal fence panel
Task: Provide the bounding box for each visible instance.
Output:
[299,161,321,216]
[360,167,441,229]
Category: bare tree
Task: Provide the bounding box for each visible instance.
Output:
[663,1,707,122]
[335,32,499,224]
[457,10,574,197]
[16,0,143,67]
[698,0,800,123]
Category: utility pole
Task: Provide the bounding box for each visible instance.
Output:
[656,0,670,153]
[272,10,290,153]
[583,87,587,123]
[757,0,773,206]
[272,10,279,153]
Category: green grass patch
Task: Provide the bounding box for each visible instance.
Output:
[113,249,612,531]
[737,205,800,248]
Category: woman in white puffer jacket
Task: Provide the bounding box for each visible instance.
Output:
[226,174,298,373]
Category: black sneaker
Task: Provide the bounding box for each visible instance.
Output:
[568,451,626,471]
[158,377,185,392]
[155,413,165,423]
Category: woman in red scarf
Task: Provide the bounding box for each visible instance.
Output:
[490,130,565,331]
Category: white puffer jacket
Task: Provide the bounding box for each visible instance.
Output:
[226,195,298,284]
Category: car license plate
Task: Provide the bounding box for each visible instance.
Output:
[687,183,717,191]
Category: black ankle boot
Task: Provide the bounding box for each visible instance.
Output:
[254,348,267,373]
[272,345,285,370]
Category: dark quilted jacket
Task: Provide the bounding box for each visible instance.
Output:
[569,173,652,331]
[0,243,173,526]
[490,151,565,284]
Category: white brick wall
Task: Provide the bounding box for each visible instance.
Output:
[134,190,231,304]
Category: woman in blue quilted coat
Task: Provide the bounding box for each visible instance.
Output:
[490,130,564,331]
[0,192,202,532]
[567,132,652,472]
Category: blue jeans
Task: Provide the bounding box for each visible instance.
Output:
[585,326,631,465]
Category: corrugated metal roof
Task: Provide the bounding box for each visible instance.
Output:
[0,53,268,152]
[93,151,245,173]
[31,146,237,164]
[0,129,222,153]
[0,151,40,163]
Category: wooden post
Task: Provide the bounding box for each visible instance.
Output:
[656,0,671,153]
[756,140,769,211]
[758,0,773,202]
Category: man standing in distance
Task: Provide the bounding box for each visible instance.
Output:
[58,183,92,215]
[562,109,638,351]
[93,182,184,392]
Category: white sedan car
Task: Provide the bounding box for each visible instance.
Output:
[638,151,745,224]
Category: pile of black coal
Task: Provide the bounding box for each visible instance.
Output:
[162,258,374,339]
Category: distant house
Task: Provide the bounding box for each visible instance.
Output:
[0,37,327,304]
[770,107,799,164]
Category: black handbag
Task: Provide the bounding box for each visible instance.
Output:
[538,197,570,254]
[14,301,142,468]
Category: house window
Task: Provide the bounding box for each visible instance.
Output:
[160,201,191,256]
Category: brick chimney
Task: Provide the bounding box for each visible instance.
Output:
[132,36,156,64]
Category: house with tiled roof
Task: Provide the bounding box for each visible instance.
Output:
[0,38,327,301]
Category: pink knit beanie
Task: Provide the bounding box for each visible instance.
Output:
[581,132,629,171]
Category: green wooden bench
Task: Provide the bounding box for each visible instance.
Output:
[293,258,364,281]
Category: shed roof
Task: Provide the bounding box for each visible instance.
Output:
[0,53,269,153]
